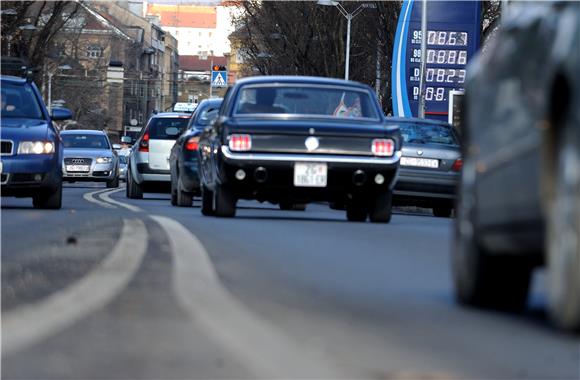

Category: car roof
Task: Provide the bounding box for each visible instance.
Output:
[385,117,453,128]
[234,75,372,91]
[151,112,192,118]
[61,129,107,135]
[0,75,28,85]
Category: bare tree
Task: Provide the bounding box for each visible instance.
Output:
[232,1,401,113]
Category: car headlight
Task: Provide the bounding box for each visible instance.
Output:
[96,157,113,164]
[18,141,55,154]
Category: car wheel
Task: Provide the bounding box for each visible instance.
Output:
[369,191,392,223]
[547,120,580,331]
[213,184,236,217]
[127,168,143,199]
[201,185,214,216]
[346,206,367,222]
[33,182,62,210]
[170,175,178,206]
[452,162,532,311]
[433,206,453,218]
[176,177,193,207]
[106,176,119,188]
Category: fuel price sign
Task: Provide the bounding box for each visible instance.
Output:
[391,0,481,121]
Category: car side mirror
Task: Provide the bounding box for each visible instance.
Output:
[51,108,73,121]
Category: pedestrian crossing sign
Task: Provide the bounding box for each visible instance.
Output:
[211,71,227,88]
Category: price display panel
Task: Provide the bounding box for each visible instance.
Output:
[391,0,481,121]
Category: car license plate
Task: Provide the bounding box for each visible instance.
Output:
[0,161,3,174]
[66,165,90,172]
[400,157,439,169]
[294,162,327,187]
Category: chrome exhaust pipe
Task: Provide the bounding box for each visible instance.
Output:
[352,170,366,186]
[254,167,268,183]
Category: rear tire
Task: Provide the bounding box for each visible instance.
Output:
[33,182,62,210]
[433,206,453,218]
[170,175,178,206]
[106,176,119,188]
[213,184,236,217]
[547,118,580,332]
[453,163,532,311]
[346,206,367,222]
[176,177,193,207]
[126,168,143,199]
[201,185,214,216]
[369,191,393,223]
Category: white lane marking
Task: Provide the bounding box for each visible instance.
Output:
[82,187,117,209]
[2,218,148,356]
[151,215,343,378]
[98,188,143,213]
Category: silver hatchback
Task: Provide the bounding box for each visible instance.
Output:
[126,112,191,199]
[61,130,119,188]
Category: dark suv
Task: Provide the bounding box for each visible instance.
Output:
[1,75,72,209]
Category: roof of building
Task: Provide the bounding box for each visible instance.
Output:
[179,55,227,71]
[147,4,217,28]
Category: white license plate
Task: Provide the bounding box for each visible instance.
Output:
[294,162,327,187]
[66,165,90,172]
[400,157,439,169]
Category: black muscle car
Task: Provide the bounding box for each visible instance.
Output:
[197,76,402,222]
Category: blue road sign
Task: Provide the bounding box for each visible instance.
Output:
[211,71,228,88]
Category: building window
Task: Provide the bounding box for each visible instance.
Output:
[140,84,145,97]
[138,112,143,124]
[86,45,103,58]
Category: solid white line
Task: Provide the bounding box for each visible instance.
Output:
[2,218,148,356]
[151,215,343,378]
[98,188,143,213]
[82,187,117,209]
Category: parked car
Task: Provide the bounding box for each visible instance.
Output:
[169,98,223,207]
[198,76,402,222]
[126,112,192,199]
[452,2,579,331]
[61,130,119,188]
[1,75,72,209]
[392,118,461,217]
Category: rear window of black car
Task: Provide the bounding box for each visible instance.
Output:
[148,117,189,139]
[62,134,110,149]
[1,82,44,120]
[234,85,380,120]
[400,123,458,146]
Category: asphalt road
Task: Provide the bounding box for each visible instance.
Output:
[1,184,579,379]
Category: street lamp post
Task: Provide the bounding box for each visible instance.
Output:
[317,0,375,80]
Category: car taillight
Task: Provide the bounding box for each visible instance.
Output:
[139,132,149,152]
[371,139,394,157]
[185,137,200,151]
[452,158,463,171]
[229,134,252,151]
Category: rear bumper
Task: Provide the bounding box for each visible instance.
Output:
[393,168,458,205]
[217,146,400,202]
